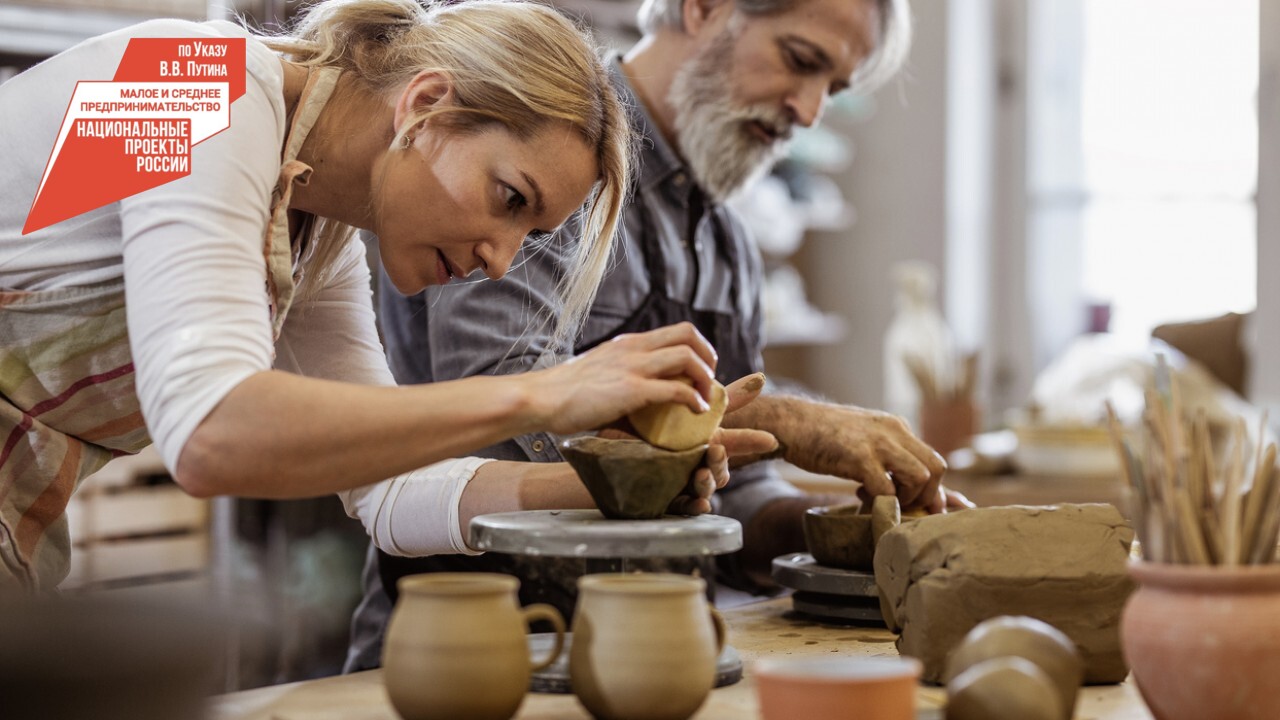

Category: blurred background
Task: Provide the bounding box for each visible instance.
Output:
[3,0,1274,692]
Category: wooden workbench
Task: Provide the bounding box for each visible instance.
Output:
[206,597,1154,720]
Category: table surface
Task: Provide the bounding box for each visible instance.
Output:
[206,597,1154,720]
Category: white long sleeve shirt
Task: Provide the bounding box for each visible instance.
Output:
[0,18,484,557]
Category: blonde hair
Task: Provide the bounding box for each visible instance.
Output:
[264,0,631,350]
[636,0,911,93]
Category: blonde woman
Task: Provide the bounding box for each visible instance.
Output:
[0,0,776,593]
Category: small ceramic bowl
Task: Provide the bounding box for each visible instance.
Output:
[803,504,875,569]
[755,656,921,720]
[560,436,706,520]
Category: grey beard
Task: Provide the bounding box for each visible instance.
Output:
[668,28,792,201]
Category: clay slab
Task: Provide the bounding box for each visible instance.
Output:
[874,504,1135,685]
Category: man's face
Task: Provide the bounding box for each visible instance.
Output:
[669,0,879,200]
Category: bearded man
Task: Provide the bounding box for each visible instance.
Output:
[344,0,968,672]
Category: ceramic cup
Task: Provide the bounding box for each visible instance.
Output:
[383,573,565,720]
[1121,561,1280,720]
[570,573,726,720]
[755,656,921,720]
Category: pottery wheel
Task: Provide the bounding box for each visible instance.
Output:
[472,511,745,693]
[527,632,742,694]
[772,552,886,625]
[469,510,742,558]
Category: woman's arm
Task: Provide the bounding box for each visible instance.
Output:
[178,321,716,498]
[172,236,716,498]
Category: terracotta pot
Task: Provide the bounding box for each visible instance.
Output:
[1121,561,1280,720]
[919,398,979,458]
[754,656,920,720]
[383,573,565,720]
[570,574,726,720]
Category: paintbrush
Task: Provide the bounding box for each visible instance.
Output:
[903,354,938,403]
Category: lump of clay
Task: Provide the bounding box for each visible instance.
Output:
[628,380,727,451]
[870,495,902,545]
[559,436,705,519]
[874,504,1134,684]
[946,657,1063,720]
[945,616,1082,719]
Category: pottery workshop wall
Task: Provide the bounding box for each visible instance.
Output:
[1254,1,1280,421]
[799,0,1009,411]
[804,0,1278,430]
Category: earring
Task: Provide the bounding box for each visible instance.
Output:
[400,134,413,150]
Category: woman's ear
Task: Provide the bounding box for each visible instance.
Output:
[682,0,733,36]
[392,70,454,138]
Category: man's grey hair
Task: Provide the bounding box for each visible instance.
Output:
[635,0,911,93]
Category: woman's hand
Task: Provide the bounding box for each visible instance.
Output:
[667,373,780,515]
[529,322,719,436]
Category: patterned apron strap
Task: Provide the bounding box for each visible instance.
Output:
[264,66,342,339]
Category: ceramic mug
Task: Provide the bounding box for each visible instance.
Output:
[383,573,565,720]
[570,573,726,720]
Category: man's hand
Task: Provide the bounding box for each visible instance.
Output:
[725,396,947,513]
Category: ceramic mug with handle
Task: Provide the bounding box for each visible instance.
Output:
[383,572,564,720]
[570,573,726,720]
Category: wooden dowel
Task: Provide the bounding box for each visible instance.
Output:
[1241,443,1277,564]
[904,354,937,403]
[1203,509,1226,565]
[1250,462,1280,564]
[1173,491,1210,564]
[1222,419,1248,566]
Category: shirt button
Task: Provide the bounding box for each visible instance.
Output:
[532,440,545,453]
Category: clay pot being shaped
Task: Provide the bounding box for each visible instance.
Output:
[805,495,906,570]
[804,503,875,569]
[570,573,726,720]
[383,573,565,720]
[944,615,1082,720]
[560,436,706,519]
[946,656,1062,720]
[755,656,921,720]
[1121,561,1280,720]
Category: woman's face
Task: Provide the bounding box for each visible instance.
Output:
[375,119,598,294]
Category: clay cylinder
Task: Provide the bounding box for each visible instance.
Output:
[570,574,726,720]
[944,616,1082,720]
[383,573,564,720]
[946,657,1062,720]
[1122,561,1280,720]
